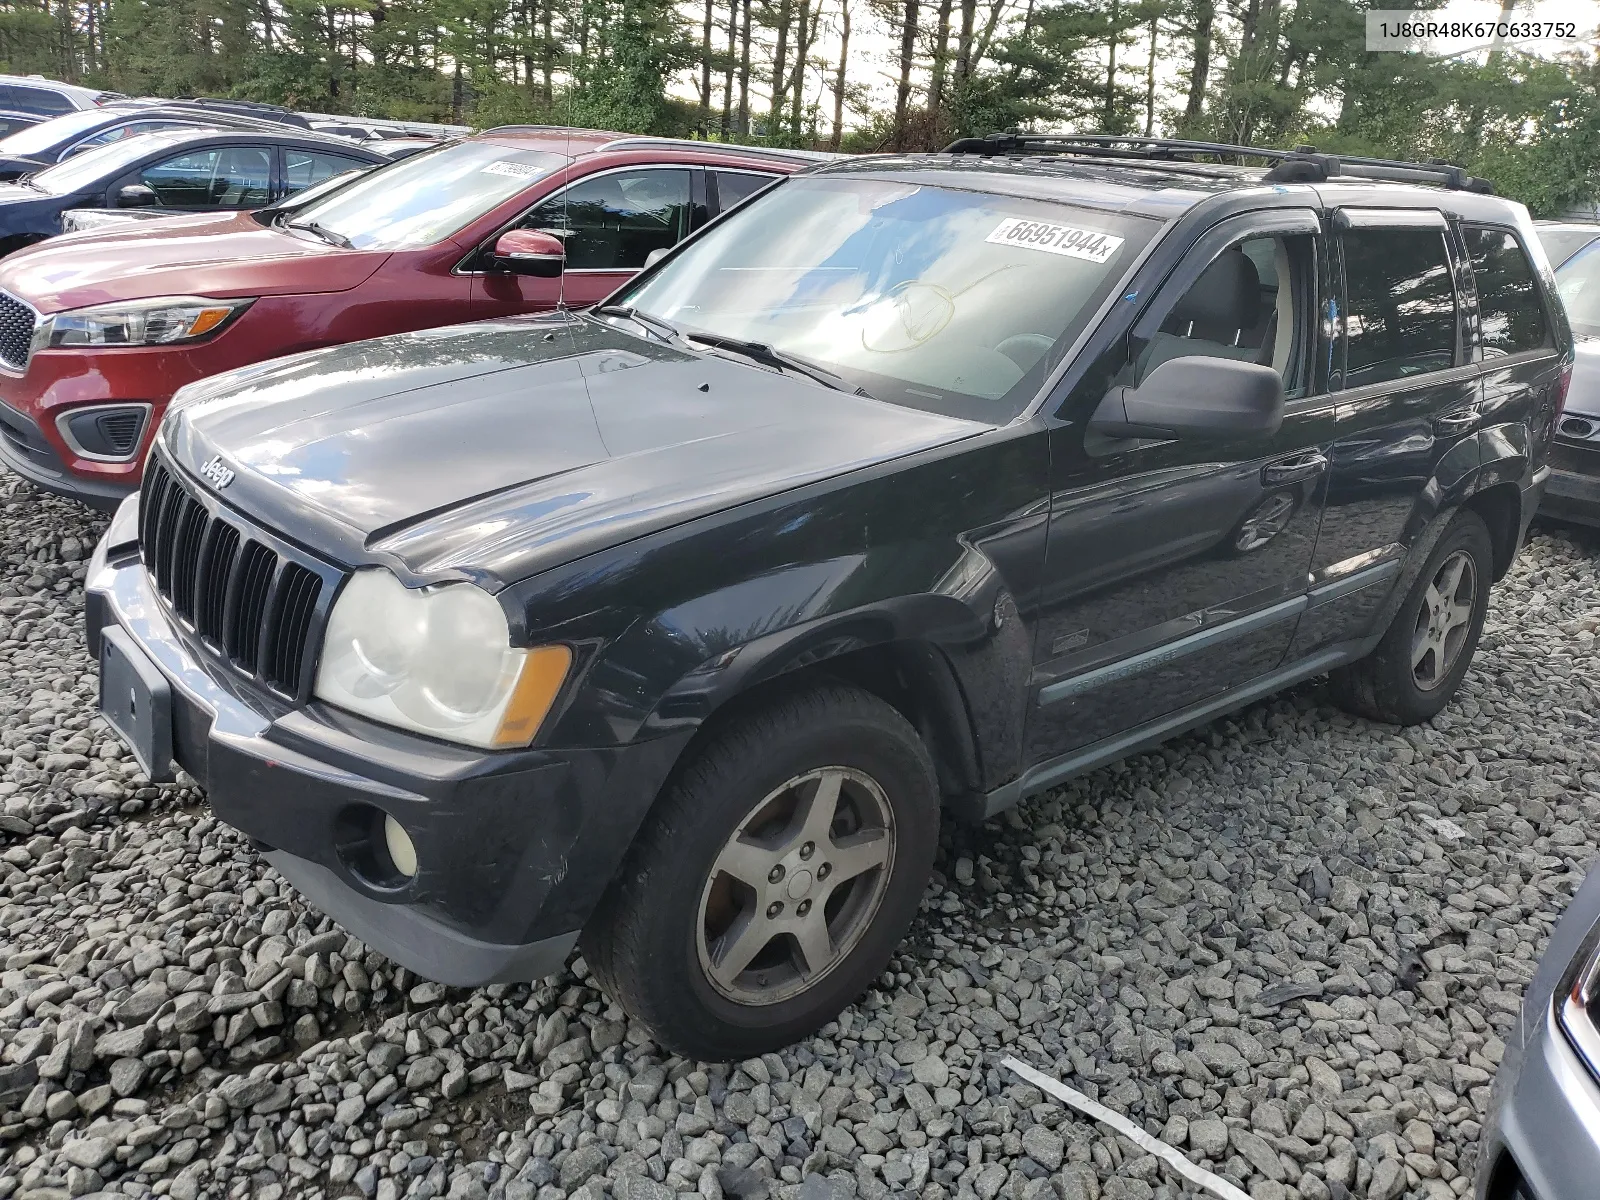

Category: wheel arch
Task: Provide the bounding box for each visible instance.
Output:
[643,606,989,812]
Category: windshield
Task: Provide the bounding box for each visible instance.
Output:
[29,134,188,195]
[621,175,1155,421]
[0,108,110,156]
[288,141,563,250]
[1538,227,1600,270]
[1558,239,1600,338]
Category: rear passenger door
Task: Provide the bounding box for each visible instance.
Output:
[1461,224,1563,491]
[1025,209,1335,764]
[1296,210,1479,656]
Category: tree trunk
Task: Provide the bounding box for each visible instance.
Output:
[542,0,554,105]
[738,0,752,133]
[929,0,952,117]
[830,0,850,149]
[770,0,793,131]
[1103,0,1119,131]
[700,0,715,135]
[1144,14,1157,135]
[1183,0,1213,126]
[722,0,738,134]
[893,0,919,149]
[955,0,976,92]
[791,0,814,132]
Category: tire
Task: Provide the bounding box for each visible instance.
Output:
[1328,509,1493,725]
[581,682,939,1061]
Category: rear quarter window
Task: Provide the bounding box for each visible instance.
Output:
[1463,226,1552,357]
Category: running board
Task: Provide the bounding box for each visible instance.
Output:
[954,634,1381,823]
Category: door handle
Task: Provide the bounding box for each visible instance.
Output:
[1262,452,1328,487]
[1434,406,1479,436]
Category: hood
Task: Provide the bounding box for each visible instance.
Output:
[1567,336,1600,419]
[0,212,387,312]
[163,317,987,586]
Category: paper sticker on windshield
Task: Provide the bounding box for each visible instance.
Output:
[483,160,541,178]
[986,218,1124,263]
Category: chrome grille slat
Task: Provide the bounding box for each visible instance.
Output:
[138,454,338,699]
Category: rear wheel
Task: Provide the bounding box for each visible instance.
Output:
[1328,509,1493,725]
[582,683,939,1061]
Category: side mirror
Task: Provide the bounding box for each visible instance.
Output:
[644,246,669,269]
[491,229,564,278]
[115,184,157,209]
[1090,355,1284,441]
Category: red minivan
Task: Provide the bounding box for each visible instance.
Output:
[0,127,822,507]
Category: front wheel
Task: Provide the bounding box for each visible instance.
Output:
[1328,508,1493,725]
[581,683,940,1061]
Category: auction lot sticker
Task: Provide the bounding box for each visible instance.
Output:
[987,218,1124,263]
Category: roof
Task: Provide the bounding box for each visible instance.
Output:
[811,143,1526,224]
[475,126,845,168]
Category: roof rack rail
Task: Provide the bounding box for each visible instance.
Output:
[596,136,843,163]
[941,132,1495,194]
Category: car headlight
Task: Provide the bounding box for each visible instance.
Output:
[313,568,571,749]
[31,295,254,351]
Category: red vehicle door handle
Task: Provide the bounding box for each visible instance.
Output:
[1262,452,1328,487]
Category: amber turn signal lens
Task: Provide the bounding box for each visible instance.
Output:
[186,308,237,338]
[491,645,573,746]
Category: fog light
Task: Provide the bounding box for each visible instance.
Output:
[383,815,418,878]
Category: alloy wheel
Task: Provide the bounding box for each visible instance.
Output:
[696,766,896,1006]
[1410,549,1477,691]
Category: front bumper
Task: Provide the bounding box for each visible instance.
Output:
[87,502,689,985]
[1477,865,1600,1200]
[0,399,133,509]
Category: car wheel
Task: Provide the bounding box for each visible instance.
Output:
[1328,508,1493,725]
[581,682,939,1061]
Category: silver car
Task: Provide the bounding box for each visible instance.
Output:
[1477,864,1600,1198]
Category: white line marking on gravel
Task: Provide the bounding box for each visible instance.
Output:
[1001,1055,1252,1200]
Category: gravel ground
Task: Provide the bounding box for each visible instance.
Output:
[1,468,1598,1200]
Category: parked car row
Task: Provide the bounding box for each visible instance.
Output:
[0,127,822,503]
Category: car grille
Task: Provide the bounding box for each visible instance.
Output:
[139,452,340,700]
[0,292,35,372]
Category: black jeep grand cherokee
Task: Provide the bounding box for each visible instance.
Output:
[88,135,1569,1059]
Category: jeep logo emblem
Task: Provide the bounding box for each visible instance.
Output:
[199,455,235,490]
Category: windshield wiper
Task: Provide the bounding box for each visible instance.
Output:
[593,304,685,345]
[687,330,862,394]
[13,173,41,191]
[286,219,353,249]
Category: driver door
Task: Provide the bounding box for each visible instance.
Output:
[1024,209,1337,764]
[471,166,699,316]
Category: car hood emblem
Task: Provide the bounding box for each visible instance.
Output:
[199,454,235,490]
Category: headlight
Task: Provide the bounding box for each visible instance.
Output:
[313,569,571,749]
[31,295,254,351]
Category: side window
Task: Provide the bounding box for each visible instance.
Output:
[714,170,774,212]
[1340,227,1457,387]
[284,150,368,195]
[1463,226,1551,357]
[1133,233,1312,396]
[141,146,271,208]
[9,86,73,115]
[520,168,691,270]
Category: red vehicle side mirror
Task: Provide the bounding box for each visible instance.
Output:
[491,230,565,278]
